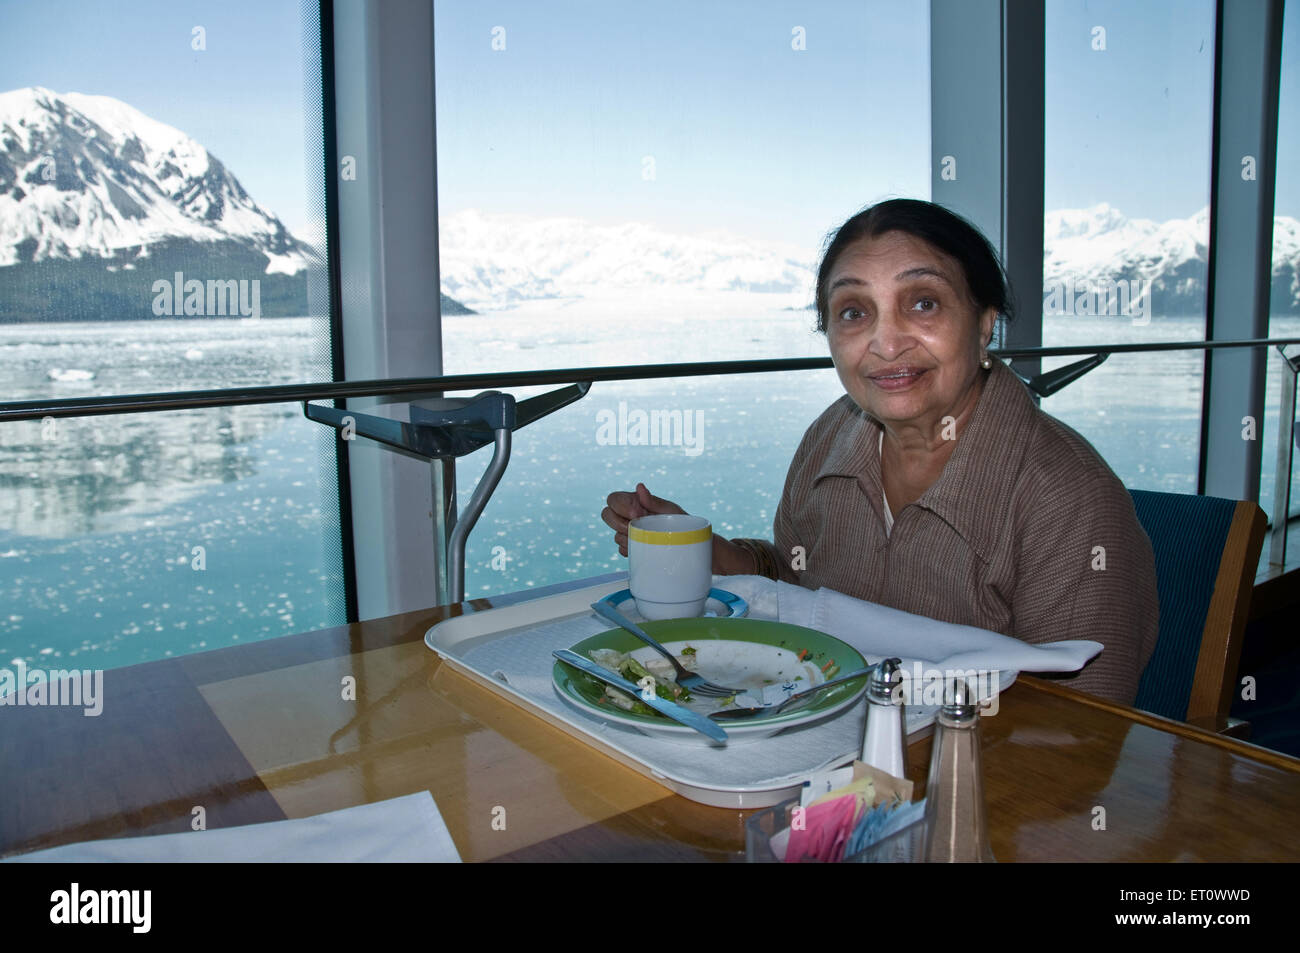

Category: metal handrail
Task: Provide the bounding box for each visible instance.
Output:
[4,336,1298,570]
[2,336,1299,422]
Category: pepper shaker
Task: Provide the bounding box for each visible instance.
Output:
[860,657,907,779]
[922,675,995,862]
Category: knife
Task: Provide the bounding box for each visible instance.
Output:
[552,649,729,744]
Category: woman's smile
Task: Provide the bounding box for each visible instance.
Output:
[866,365,931,390]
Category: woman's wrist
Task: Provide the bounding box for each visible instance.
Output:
[713,536,760,576]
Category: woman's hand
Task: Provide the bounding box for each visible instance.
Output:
[601,483,685,557]
[601,483,758,575]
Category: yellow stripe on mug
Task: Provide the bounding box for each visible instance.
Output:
[628,523,712,545]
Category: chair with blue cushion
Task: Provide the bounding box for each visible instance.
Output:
[1131,489,1266,734]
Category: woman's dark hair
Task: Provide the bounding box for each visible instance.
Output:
[814,198,1015,334]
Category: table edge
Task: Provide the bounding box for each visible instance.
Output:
[1018,675,1300,774]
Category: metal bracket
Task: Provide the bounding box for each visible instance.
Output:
[1013,353,1110,399]
[304,381,591,604]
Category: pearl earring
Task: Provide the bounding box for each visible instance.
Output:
[981,354,992,370]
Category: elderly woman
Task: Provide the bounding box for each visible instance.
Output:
[603,199,1159,706]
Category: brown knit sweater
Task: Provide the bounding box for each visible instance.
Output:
[731,359,1159,706]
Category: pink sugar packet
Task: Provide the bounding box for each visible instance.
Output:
[783,793,862,863]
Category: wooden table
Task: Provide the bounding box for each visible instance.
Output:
[3,574,1299,862]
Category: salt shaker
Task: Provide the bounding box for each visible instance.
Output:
[922,676,995,863]
[860,657,907,779]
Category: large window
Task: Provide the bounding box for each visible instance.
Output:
[0,1,345,669]
[433,0,930,595]
[1262,0,1300,528]
[1040,0,1216,493]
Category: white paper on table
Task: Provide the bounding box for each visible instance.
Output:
[3,791,461,863]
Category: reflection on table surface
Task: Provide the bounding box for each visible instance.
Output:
[3,573,1298,863]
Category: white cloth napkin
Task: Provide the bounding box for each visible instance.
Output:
[721,575,1103,675]
[4,791,461,863]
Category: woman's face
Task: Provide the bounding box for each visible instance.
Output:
[824,230,996,434]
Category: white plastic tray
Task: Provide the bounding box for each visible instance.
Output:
[424,578,1012,809]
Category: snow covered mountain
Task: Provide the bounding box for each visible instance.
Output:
[0,87,334,321]
[1044,203,1299,316]
[0,86,316,273]
[438,209,818,311]
[439,204,1300,315]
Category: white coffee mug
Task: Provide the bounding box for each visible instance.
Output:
[628,514,713,620]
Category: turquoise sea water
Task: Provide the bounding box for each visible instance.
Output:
[1,307,1297,671]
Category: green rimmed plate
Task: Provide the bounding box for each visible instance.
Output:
[552,617,870,744]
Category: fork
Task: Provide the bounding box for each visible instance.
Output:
[708,664,880,720]
[589,601,747,698]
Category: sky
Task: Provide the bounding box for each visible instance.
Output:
[1041,0,1298,222]
[1044,0,1218,222]
[433,0,932,253]
[435,0,1298,246]
[0,0,1294,252]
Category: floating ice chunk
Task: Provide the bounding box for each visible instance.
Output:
[47,368,95,382]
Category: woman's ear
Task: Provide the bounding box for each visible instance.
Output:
[980,306,997,350]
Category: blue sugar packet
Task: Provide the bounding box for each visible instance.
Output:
[846,797,927,859]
